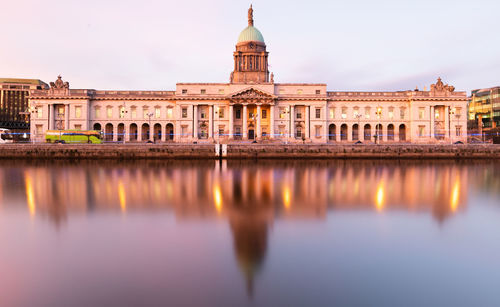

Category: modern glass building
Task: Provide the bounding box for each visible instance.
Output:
[468,86,500,139]
[0,78,48,131]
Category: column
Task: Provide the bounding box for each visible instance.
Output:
[444,106,449,140]
[290,105,295,140]
[256,105,261,139]
[270,105,275,139]
[65,104,69,130]
[229,105,234,140]
[430,106,435,141]
[243,105,248,139]
[323,106,328,142]
[125,124,131,142]
[193,105,198,140]
[113,125,118,142]
[347,124,352,142]
[305,106,310,140]
[48,104,54,130]
[161,124,166,142]
[208,105,213,139]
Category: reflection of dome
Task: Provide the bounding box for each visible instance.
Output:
[237,26,265,44]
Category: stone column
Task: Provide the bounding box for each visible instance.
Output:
[48,104,54,130]
[229,105,234,140]
[65,104,70,130]
[113,124,118,142]
[161,124,166,142]
[208,105,213,139]
[444,106,449,140]
[270,105,275,139]
[347,124,352,142]
[290,105,295,140]
[305,106,310,140]
[430,106,435,141]
[125,124,130,142]
[193,105,198,140]
[243,105,248,139]
[256,105,261,139]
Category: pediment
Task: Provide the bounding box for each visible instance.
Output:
[229,87,276,100]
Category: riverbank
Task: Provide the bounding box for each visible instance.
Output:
[0,144,500,159]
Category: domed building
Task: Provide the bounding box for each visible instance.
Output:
[28,6,468,144]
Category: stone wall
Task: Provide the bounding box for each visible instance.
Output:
[0,144,499,159]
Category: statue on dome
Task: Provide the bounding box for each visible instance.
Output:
[248,5,254,26]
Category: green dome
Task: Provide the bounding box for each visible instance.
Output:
[237,26,265,44]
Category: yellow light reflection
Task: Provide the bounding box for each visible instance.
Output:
[25,172,35,217]
[375,182,385,211]
[118,181,126,213]
[283,186,291,209]
[450,179,460,212]
[213,185,223,213]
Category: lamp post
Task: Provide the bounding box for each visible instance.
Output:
[119,103,128,143]
[375,106,382,144]
[147,112,153,142]
[355,113,362,141]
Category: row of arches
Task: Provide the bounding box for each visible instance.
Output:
[328,124,407,142]
[93,123,174,142]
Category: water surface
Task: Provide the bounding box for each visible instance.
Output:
[1,160,499,306]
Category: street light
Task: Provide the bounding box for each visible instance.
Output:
[146,112,154,142]
[375,106,382,144]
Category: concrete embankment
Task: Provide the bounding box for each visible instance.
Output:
[0,144,500,159]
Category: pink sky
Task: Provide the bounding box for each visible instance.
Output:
[1,0,499,93]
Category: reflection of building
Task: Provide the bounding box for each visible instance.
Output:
[28,6,467,144]
[468,86,500,140]
[0,78,48,132]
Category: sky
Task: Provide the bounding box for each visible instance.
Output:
[1,0,499,93]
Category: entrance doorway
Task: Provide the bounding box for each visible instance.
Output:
[248,129,255,140]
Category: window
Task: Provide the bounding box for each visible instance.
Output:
[419,108,425,120]
[182,107,188,118]
[131,106,137,118]
[418,125,425,137]
[315,108,321,119]
[218,107,224,119]
[182,89,187,94]
[279,108,287,119]
[107,106,112,119]
[201,109,206,119]
[456,126,462,136]
[95,107,101,118]
[218,126,224,136]
[167,107,173,119]
[329,108,335,119]
[435,109,440,119]
[118,106,125,118]
[296,112,302,119]
[388,107,394,119]
[201,89,206,94]
[36,107,43,118]
[296,127,302,138]
[315,126,321,137]
[400,108,405,120]
[236,109,241,119]
[218,89,224,94]
[365,107,371,119]
[143,108,149,119]
[181,125,187,137]
[74,124,82,130]
[279,89,285,95]
[35,124,43,135]
[297,89,303,95]
[75,106,82,118]
[353,108,359,118]
[235,127,241,137]
[262,127,267,136]
[455,107,462,116]
[316,90,321,95]
[341,107,347,119]
[262,109,267,119]
[155,107,161,118]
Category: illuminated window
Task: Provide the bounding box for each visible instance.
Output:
[106,106,112,119]
[119,106,125,118]
[329,107,335,119]
[217,107,224,118]
[131,106,137,118]
[297,89,303,95]
[365,107,371,119]
[36,107,43,118]
[279,108,288,119]
[262,109,267,119]
[95,107,100,118]
[143,108,149,119]
[75,106,82,118]
[341,107,347,119]
[400,108,405,119]
[388,107,394,119]
[201,89,206,94]
[419,107,425,120]
[353,108,359,118]
[182,107,188,118]
[35,124,43,135]
[167,107,173,119]
[279,89,285,95]
[155,107,161,118]
[218,89,224,94]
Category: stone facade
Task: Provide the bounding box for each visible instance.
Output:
[28,7,468,144]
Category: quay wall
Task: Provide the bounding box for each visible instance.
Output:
[0,144,500,159]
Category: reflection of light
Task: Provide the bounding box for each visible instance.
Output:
[213,185,222,213]
[450,179,460,212]
[283,186,291,209]
[118,181,126,213]
[25,172,35,217]
[375,182,384,211]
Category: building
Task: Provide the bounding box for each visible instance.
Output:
[28,6,468,144]
[468,86,500,140]
[0,78,48,132]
